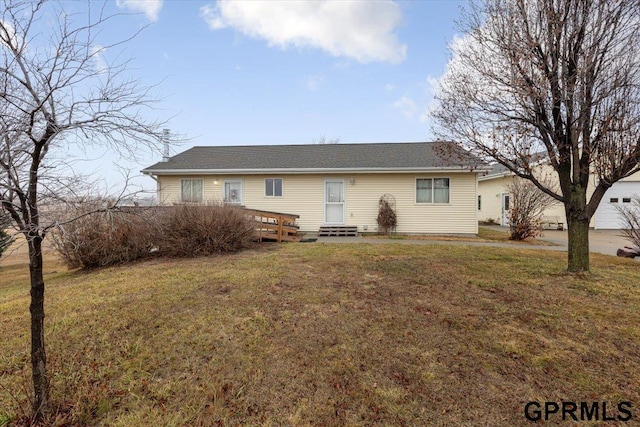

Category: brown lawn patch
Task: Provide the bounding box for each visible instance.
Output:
[1,243,638,426]
[364,226,556,246]
[0,232,60,268]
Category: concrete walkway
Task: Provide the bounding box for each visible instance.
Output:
[310,226,636,258]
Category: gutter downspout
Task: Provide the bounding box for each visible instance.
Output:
[142,171,161,205]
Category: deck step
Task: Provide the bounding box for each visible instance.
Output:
[318,226,358,237]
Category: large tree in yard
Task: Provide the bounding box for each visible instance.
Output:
[433,0,640,272]
[0,0,167,418]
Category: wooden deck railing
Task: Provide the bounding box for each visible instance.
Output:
[243,208,301,242]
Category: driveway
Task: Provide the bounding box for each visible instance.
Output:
[478,225,633,257]
[537,228,631,257]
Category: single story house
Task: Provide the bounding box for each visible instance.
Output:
[141,141,489,235]
[478,163,640,230]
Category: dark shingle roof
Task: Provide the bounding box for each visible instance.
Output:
[488,163,510,176]
[478,163,511,181]
[142,142,487,174]
[480,151,550,180]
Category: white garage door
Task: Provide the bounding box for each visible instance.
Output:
[594,182,640,229]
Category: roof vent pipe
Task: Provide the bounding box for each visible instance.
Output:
[162,128,170,161]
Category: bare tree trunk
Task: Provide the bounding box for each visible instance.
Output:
[431,0,640,273]
[0,3,169,419]
[564,183,591,272]
[566,215,590,273]
[27,234,49,417]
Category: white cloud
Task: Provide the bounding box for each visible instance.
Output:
[199,0,406,64]
[91,45,107,74]
[392,95,416,119]
[384,83,395,91]
[423,75,439,95]
[307,74,324,91]
[0,20,22,51]
[419,75,440,122]
[199,4,226,30]
[116,0,162,22]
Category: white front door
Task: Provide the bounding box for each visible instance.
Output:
[325,180,345,224]
[501,193,510,226]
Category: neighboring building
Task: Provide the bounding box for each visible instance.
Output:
[478,163,640,230]
[142,142,489,235]
[477,163,566,227]
[592,174,640,229]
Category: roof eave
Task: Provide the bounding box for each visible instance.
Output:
[141,166,491,176]
[478,171,513,182]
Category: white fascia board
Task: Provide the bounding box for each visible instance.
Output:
[478,171,513,182]
[142,166,491,176]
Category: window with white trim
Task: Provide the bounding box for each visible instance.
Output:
[416,178,450,203]
[265,178,283,197]
[181,179,203,203]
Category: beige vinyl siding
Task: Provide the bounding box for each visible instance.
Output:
[477,175,510,224]
[478,174,566,226]
[158,175,325,231]
[478,164,590,227]
[157,175,224,204]
[620,171,640,182]
[339,173,478,234]
[156,172,480,234]
[243,175,324,231]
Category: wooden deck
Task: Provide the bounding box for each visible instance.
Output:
[244,208,301,243]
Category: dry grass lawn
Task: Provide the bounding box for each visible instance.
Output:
[1,242,639,426]
[364,226,556,246]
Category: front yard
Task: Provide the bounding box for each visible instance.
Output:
[1,243,639,426]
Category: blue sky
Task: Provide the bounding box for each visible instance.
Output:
[66,0,466,193]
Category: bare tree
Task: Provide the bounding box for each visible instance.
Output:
[432,0,640,272]
[0,209,9,257]
[507,177,556,240]
[0,1,170,418]
[376,194,397,235]
[311,135,341,144]
[617,198,640,255]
